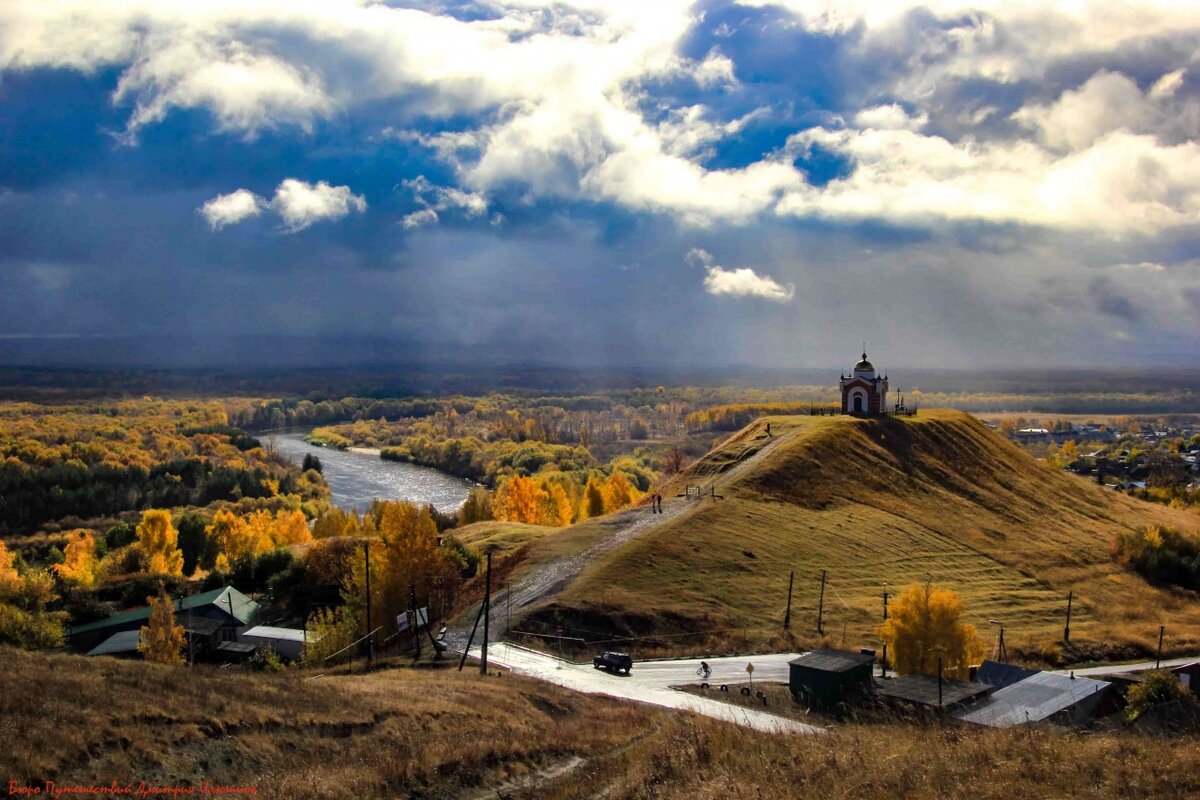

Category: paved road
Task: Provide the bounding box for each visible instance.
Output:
[468,643,821,735]
[1051,655,1199,678]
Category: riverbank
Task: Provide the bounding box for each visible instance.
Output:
[267,431,475,512]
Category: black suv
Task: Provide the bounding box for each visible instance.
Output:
[592,651,633,674]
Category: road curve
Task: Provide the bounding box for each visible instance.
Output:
[468,642,822,735]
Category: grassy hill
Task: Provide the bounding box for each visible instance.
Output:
[4,646,1200,799]
[520,410,1200,661]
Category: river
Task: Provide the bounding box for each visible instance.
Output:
[264,431,477,512]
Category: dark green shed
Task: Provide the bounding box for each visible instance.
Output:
[789,648,875,705]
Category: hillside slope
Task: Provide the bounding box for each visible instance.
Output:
[524,410,1200,659]
[5,646,1200,799]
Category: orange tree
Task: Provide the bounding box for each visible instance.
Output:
[878,582,984,679]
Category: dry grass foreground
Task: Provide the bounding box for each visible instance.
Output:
[3,647,1200,799]
[520,410,1200,660]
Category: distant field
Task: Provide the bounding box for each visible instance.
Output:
[518,410,1200,662]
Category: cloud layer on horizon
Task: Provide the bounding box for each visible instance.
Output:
[1,0,1199,368]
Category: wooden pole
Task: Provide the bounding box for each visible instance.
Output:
[364,540,373,666]
[937,657,944,711]
[409,584,421,660]
[480,550,493,676]
[1156,625,1165,669]
[1063,590,1073,643]
[881,589,889,676]
[784,571,794,630]
[458,592,487,672]
[817,570,827,635]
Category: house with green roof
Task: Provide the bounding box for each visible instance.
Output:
[71,586,259,654]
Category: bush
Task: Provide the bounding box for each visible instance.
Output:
[249,645,286,672]
[0,603,65,649]
[1114,526,1200,590]
[1126,670,1197,722]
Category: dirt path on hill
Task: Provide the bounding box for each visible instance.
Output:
[446,430,793,651]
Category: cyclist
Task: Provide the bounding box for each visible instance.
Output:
[697,660,711,680]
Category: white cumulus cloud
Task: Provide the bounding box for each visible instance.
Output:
[199,179,366,233]
[696,251,794,302]
[199,188,265,230]
[272,179,367,233]
[401,176,488,229]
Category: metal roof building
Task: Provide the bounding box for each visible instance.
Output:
[241,625,309,661]
[788,648,875,706]
[875,673,994,710]
[69,586,259,652]
[951,671,1111,728]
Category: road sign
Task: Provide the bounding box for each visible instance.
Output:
[746,662,754,674]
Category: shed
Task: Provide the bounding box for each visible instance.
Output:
[1170,661,1200,694]
[951,672,1111,728]
[875,673,993,711]
[241,625,309,661]
[788,648,875,705]
[69,586,259,652]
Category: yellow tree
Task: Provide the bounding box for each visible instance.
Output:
[270,509,312,547]
[0,540,20,598]
[138,587,185,665]
[603,470,635,510]
[54,529,100,589]
[136,509,184,576]
[541,480,573,527]
[207,509,255,570]
[583,475,606,519]
[496,475,548,524]
[242,509,277,555]
[877,582,984,679]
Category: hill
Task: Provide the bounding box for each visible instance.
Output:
[3,646,1200,799]
[518,410,1200,661]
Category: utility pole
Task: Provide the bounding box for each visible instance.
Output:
[1063,590,1073,643]
[816,569,827,635]
[227,591,237,641]
[881,588,889,677]
[363,540,373,667]
[937,657,944,712]
[409,584,421,660]
[480,550,493,676]
[1156,625,1165,669]
[784,571,794,630]
[990,618,1007,662]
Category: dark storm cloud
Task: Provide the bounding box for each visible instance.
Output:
[0,1,1199,369]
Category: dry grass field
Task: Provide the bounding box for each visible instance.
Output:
[3,646,1200,799]
[518,410,1200,662]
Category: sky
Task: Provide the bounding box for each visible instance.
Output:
[1,0,1199,370]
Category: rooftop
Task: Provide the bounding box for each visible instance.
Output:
[243,625,307,642]
[790,648,876,673]
[70,586,258,636]
[875,673,993,708]
[86,629,142,657]
[950,672,1110,728]
[975,660,1039,691]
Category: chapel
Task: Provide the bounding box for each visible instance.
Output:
[839,350,888,415]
